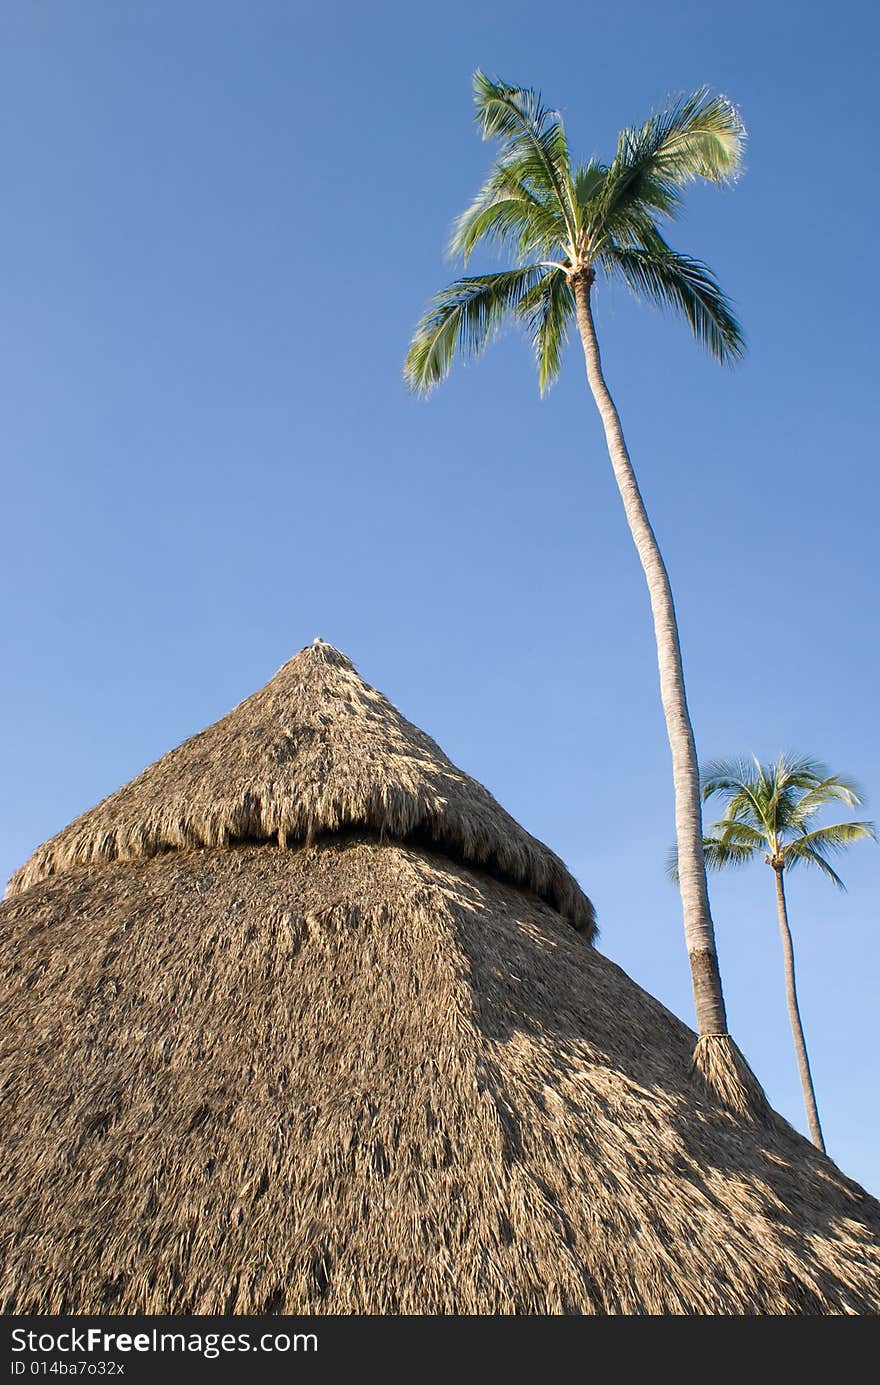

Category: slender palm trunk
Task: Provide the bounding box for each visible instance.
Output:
[571,271,723,1032]
[571,271,764,1114]
[772,866,825,1151]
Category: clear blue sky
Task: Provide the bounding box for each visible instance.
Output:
[2,2,878,1192]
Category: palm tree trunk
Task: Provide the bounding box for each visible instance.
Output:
[772,866,825,1151]
[571,270,765,1116]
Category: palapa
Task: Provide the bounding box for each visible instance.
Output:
[2,640,878,1314]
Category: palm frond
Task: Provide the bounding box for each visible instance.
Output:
[761,755,865,834]
[571,160,607,236]
[472,72,576,240]
[700,759,767,824]
[703,836,756,872]
[449,164,568,264]
[784,820,877,870]
[701,757,755,797]
[667,833,754,882]
[516,268,574,395]
[784,845,847,890]
[655,87,744,177]
[700,758,784,839]
[771,753,835,792]
[595,167,682,244]
[573,160,606,205]
[403,266,544,394]
[591,88,744,258]
[597,199,667,254]
[619,86,744,192]
[707,817,766,852]
[603,230,744,363]
[787,773,865,827]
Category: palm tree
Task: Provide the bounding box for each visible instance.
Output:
[404,73,760,1110]
[697,754,876,1150]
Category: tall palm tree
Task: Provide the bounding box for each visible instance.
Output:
[697,754,876,1150]
[404,73,761,1110]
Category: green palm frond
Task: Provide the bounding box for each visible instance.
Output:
[768,776,802,832]
[472,72,576,240]
[595,162,682,236]
[708,817,766,851]
[700,757,769,826]
[784,820,877,867]
[594,88,744,244]
[619,87,744,194]
[703,836,756,871]
[404,266,544,395]
[595,201,664,254]
[603,230,744,363]
[701,758,764,808]
[650,87,744,180]
[449,164,568,264]
[701,757,756,796]
[573,160,606,205]
[667,832,755,881]
[784,845,847,890]
[770,753,835,793]
[787,773,864,827]
[665,844,679,881]
[571,160,607,234]
[516,268,574,395]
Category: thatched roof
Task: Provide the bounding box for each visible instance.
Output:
[7,639,594,935]
[2,645,879,1314]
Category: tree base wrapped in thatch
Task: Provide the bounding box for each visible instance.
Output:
[691,1034,771,1122]
[2,837,879,1316]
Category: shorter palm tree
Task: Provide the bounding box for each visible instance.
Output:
[691,754,875,1152]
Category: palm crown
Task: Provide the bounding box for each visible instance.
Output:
[405,72,746,396]
[698,755,876,887]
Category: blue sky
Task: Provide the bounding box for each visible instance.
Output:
[2,2,878,1192]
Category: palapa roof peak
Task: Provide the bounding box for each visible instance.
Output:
[8,640,595,935]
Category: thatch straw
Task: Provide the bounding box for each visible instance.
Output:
[2,836,878,1315]
[3,642,878,1314]
[7,640,594,936]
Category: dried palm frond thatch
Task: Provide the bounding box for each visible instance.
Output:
[7,640,594,935]
[2,643,878,1315]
